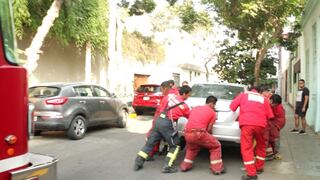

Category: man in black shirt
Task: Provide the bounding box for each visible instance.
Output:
[291,79,309,135]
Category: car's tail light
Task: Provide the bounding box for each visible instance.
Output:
[45,97,68,105]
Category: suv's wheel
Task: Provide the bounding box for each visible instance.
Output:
[117,109,128,128]
[67,115,87,140]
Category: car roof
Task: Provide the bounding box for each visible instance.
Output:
[29,82,101,88]
[140,84,160,86]
[192,82,247,87]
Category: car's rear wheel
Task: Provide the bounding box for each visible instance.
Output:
[67,115,87,140]
[117,109,128,128]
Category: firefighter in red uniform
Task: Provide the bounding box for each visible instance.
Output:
[266,94,286,160]
[168,79,180,95]
[147,83,186,159]
[180,96,225,175]
[230,86,274,180]
[134,83,191,173]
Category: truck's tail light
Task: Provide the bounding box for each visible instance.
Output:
[45,97,68,105]
[5,135,17,144]
[7,148,15,156]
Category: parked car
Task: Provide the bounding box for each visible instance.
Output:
[177,82,247,143]
[28,82,129,140]
[132,84,163,115]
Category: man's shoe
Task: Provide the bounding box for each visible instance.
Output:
[146,156,155,161]
[265,155,274,161]
[133,156,145,171]
[162,166,178,173]
[212,168,226,175]
[241,175,258,180]
[257,169,264,174]
[133,163,142,171]
[299,130,306,135]
[290,129,299,133]
[274,153,283,160]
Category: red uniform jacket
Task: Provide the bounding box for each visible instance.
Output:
[230,90,274,128]
[147,93,190,136]
[169,87,180,96]
[165,94,190,121]
[186,105,216,131]
[271,104,286,129]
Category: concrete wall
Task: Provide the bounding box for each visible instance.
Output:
[297,0,320,132]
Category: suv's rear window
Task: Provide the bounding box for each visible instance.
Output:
[191,84,244,100]
[137,85,160,93]
[29,86,60,98]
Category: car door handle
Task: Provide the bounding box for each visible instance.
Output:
[99,100,105,104]
[79,101,86,104]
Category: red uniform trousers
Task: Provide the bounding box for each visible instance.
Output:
[180,129,223,172]
[264,122,280,155]
[241,125,266,176]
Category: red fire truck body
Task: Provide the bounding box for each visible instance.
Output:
[0,0,57,179]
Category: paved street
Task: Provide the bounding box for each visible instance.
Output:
[29,104,320,180]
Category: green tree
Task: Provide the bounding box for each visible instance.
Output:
[13,0,109,77]
[203,0,304,85]
[214,41,276,85]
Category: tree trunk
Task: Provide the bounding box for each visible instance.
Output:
[204,60,211,82]
[85,42,92,82]
[107,0,117,91]
[254,47,268,86]
[23,0,63,74]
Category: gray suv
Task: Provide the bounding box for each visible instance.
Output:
[29,83,129,140]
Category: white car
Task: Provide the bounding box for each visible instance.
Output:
[177,82,247,143]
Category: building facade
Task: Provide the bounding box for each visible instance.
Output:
[286,0,320,133]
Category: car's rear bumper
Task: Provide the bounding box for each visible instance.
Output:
[34,120,66,131]
[132,106,157,111]
[212,124,240,143]
[33,116,72,131]
[177,117,240,144]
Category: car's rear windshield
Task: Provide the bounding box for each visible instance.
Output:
[191,84,244,100]
[137,85,160,93]
[29,86,61,98]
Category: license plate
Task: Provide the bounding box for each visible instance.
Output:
[143,96,150,100]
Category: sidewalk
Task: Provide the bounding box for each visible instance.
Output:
[260,103,320,180]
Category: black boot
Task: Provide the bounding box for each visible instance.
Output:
[241,175,258,180]
[133,156,145,171]
[162,165,178,173]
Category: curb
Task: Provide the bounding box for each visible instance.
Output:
[129,113,137,119]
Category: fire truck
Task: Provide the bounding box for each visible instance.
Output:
[0,0,57,179]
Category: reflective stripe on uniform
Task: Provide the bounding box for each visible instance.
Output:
[167,153,174,158]
[168,146,180,167]
[179,105,184,109]
[266,147,273,153]
[210,159,222,165]
[256,156,265,161]
[184,159,193,163]
[243,160,255,165]
[138,151,148,159]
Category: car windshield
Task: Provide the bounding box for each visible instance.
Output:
[191,84,244,100]
[29,86,61,98]
[137,85,160,93]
